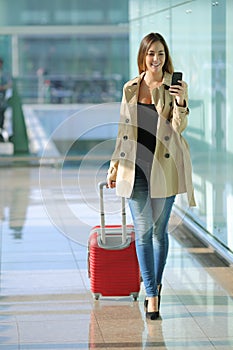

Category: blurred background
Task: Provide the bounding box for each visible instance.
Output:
[0,0,128,104]
[0,0,233,263]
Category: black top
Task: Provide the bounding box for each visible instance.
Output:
[136,102,158,162]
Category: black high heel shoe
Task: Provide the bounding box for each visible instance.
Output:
[144,297,159,320]
[145,284,162,311]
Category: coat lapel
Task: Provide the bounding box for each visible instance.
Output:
[124,84,138,104]
[124,73,146,104]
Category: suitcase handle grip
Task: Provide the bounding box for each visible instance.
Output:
[98,181,127,245]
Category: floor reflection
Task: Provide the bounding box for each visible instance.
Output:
[0,167,30,240]
[89,300,168,349]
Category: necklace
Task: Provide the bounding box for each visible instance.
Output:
[144,73,163,90]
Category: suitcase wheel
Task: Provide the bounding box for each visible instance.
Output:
[94,293,100,300]
[131,293,139,301]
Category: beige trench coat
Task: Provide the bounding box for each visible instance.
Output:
[107,71,196,207]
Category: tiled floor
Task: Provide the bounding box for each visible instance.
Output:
[0,165,233,350]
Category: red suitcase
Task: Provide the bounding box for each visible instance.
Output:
[88,181,140,300]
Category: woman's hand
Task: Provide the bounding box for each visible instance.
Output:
[106,178,116,189]
[169,80,187,107]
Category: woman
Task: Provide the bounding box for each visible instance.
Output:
[107,32,196,320]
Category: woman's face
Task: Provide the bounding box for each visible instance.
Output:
[145,41,166,74]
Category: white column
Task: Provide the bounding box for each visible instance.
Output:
[11,35,19,78]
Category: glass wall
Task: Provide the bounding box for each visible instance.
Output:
[16,34,128,103]
[0,0,129,103]
[0,0,128,26]
[129,0,233,260]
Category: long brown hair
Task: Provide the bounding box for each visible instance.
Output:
[137,32,174,74]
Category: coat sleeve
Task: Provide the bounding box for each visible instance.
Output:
[171,89,189,134]
[107,85,127,182]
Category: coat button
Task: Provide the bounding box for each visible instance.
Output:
[125,118,130,123]
[164,136,170,141]
[164,153,170,158]
[120,152,125,157]
[123,135,128,140]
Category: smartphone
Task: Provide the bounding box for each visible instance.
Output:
[171,72,183,86]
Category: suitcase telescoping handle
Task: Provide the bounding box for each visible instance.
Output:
[98,181,127,245]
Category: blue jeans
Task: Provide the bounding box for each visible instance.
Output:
[128,161,175,297]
